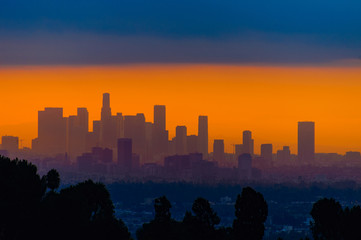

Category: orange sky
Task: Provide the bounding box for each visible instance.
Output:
[1,64,361,154]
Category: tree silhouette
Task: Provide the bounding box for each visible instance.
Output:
[233,187,268,240]
[0,156,46,239]
[191,197,220,228]
[137,196,183,240]
[310,198,343,240]
[46,169,60,191]
[154,195,172,223]
[182,197,223,240]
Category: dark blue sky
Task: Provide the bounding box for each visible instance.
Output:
[1,0,361,65]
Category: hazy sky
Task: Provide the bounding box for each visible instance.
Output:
[1,0,361,65]
[1,1,361,154]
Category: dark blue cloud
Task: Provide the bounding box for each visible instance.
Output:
[1,0,361,64]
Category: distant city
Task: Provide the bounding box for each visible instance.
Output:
[1,93,361,183]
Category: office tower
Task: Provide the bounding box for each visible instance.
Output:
[198,116,208,159]
[243,130,254,155]
[32,108,67,155]
[153,105,168,156]
[124,114,146,162]
[101,93,111,121]
[277,146,291,162]
[298,121,315,163]
[238,153,252,179]
[68,108,89,161]
[100,93,117,149]
[213,139,224,163]
[1,136,19,151]
[187,135,198,154]
[116,113,124,139]
[261,144,273,162]
[235,144,243,159]
[175,126,187,155]
[117,138,132,170]
[154,105,166,130]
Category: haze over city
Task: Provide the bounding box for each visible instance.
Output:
[2,1,361,240]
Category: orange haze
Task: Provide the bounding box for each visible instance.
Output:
[1,64,361,154]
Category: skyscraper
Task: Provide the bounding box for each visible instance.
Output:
[213,139,224,163]
[124,114,146,162]
[261,144,273,162]
[101,93,111,121]
[187,135,198,154]
[153,105,168,156]
[298,121,315,163]
[100,93,118,149]
[117,138,132,170]
[32,108,67,155]
[154,105,166,130]
[243,130,254,155]
[68,107,89,161]
[198,116,208,159]
[175,126,187,155]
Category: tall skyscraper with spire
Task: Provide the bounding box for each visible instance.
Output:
[101,93,111,121]
[198,116,208,159]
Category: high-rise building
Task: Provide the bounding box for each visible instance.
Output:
[261,144,273,162]
[235,144,243,159]
[298,121,315,163]
[213,139,224,163]
[32,108,67,155]
[153,105,168,156]
[198,116,208,159]
[154,105,166,130]
[100,93,118,149]
[187,135,198,154]
[175,126,187,155]
[277,146,291,163]
[117,138,132,170]
[243,130,254,155]
[1,136,19,152]
[124,114,146,162]
[68,108,89,161]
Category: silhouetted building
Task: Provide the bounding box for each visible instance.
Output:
[68,108,89,161]
[32,108,67,156]
[153,105,169,156]
[117,138,132,170]
[1,136,19,152]
[277,146,291,163]
[261,144,273,166]
[86,120,101,151]
[100,93,119,149]
[235,144,243,159]
[213,139,225,163]
[187,135,198,154]
[298,121,315,163]
[238,153,252,179]
[243,130,254,155]
[198,116,208,159]
[175,126,187,155]
[124,114,146,162]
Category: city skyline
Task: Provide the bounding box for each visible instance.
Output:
[2,65,361,154]
[0,90,319,158]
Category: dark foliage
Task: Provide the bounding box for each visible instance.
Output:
[46,168,60,191]
[233,187,268,240]
[0,155,131,240]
